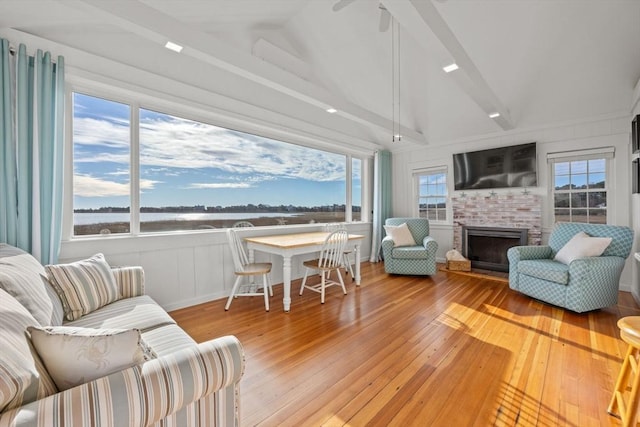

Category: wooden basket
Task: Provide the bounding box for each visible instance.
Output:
[446,259,471,272]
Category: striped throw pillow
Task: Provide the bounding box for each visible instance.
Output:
[45,254,121,321]
[0,289,58,412]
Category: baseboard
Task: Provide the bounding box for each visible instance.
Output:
[163,292,225,312]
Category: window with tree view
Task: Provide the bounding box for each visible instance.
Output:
[417,170,447,221]
[553,158,607,224]
[72,93,362,236]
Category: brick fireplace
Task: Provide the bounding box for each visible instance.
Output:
[453,193,541,270]
[462,225,529,271]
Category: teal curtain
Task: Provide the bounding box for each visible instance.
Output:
[369,150,392,262]
[0,39,65,264]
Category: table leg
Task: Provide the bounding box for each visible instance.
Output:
[248,249,256,286]
[282,255,292,312]
[354,244,361,285]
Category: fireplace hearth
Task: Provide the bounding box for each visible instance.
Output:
[462,226,528,272]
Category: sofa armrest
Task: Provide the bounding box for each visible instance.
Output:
[381,236,395,260]
[568,256,627,285]
[0,335,245,427]
[112,266,145,298]
[507,245,552,264]
[422,236,438,254]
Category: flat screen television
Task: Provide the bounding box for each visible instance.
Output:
[453,142,537,191]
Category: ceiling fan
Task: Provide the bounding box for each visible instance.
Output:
[332,0,391,32]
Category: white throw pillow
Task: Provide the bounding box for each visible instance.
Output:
[554,231,613,265]
[384,223,417,247]
[28,326,156,391]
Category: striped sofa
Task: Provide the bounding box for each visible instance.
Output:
[0,244,244,427]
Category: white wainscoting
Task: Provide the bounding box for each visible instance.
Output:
[59,222,372,312]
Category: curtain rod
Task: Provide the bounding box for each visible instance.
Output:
[6,45,59,64]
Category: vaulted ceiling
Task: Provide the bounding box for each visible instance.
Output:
[1,0,639,152]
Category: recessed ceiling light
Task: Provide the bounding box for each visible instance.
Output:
[165,41,183,53]
[326,108,337,113]
[489,112,501,119]
[443,63,459,73]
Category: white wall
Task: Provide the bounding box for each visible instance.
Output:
[391,113,635,291]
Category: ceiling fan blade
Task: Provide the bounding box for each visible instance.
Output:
[379,7,391,32]
[332,0,357,12]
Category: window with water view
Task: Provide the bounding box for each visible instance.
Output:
[73,93,362,236]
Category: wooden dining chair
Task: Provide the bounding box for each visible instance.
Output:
[324,223,355,278]
[299,229,349,304]
[225,228,273,311]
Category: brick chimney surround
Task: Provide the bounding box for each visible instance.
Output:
[452,193,542,253]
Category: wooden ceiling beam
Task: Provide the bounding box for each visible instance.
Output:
[381,0,515,131]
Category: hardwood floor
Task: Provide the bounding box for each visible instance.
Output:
[170,262,640,427]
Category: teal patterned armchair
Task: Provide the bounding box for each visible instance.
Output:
[507,223,634,313]
[381,218,438,275]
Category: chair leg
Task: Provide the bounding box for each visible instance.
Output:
[267,275,273,296]
[609,344,640,426]
[343,253,354,278]
[225,276,243,310]
[320,270,326,304]
[336,268,347,295]
[300,268,310,295]
[262,274,270,312]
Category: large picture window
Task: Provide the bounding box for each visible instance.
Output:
[550,149,611,224]
[72,93,363,236]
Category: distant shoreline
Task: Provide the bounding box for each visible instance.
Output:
[74,212,359,235]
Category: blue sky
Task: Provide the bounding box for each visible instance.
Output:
[73,93,361,210]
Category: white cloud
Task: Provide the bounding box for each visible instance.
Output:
[73,117,129,148]
[72,115,346,182]
[188,182,252,189]
[74,174,158,197]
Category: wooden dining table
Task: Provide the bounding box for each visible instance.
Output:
[244,231,364,312]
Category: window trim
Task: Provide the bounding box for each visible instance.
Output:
[547,147,613,225]
[413,166,449,224]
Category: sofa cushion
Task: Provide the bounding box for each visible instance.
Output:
[391,245,431,260]
[518,259,569,285]
[46,253,121,321]
[0,244,64,326]
[554,231,612,265]
[65,295,176,332]
[0,289,57,413]
[141,324,197,356]
[384,223,417,247]
[28,325,156,391]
